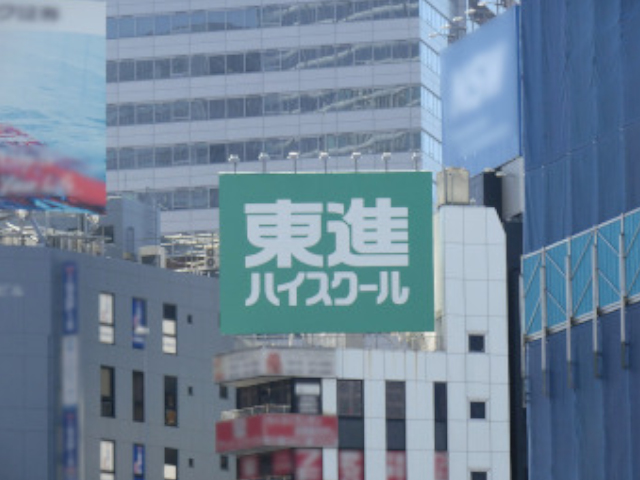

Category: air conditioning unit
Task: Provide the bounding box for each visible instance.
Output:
[204,246,217,271]
[138,245,166,268]
[437,167,470,206]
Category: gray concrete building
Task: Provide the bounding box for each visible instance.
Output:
[0,245,233,480]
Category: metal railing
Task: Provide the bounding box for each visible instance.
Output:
[220,404,291,421]
[234,332,443,352]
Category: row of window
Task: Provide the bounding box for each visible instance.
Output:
[99,293,180,354]
[107,130,440,172]
[107,0,421,40]
[108,85,440,128]
[107,40,424,83]
[101,367,179,427]
[100,441,180,480]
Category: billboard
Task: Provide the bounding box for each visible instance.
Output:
[61,262,79,480]
[219,172,433,334]
[0,0,106,212]
[216,414,338,453]
[441,6,521,175]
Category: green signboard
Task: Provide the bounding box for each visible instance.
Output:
[219,172,433,334]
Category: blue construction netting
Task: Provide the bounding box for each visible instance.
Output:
[526,304,640,480]
[522,0,640,253]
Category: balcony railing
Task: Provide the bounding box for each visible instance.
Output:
[221,404,291,421]
[234,332,443,352]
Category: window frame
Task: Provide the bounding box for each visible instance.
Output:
[100,439,115,480]
[101,366,115,418]
[469,400,487,420]
[99,293,115,345]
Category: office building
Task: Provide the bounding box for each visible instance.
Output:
[0,234,233,480]
[105,0,466,235]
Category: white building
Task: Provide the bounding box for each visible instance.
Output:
[214,203,511,480]
[106,0,453,235]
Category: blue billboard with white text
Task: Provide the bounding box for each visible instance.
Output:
[441,6,521,175]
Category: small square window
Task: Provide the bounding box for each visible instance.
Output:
[220,455,229,471]
[219,385,228,399]
[188,386,194,396]
[188,458,194,468]
[471,471,488,480]
[470,401,486,420]
[468,334,485,353]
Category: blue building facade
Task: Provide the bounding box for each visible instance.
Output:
[522,0,640,478]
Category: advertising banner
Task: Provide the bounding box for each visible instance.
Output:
[219,172,433,334]
[434,452,449,480]
[216,414,338,453]
[238,455,260,479]
[295,449,323,480]
[214,348,335,383]
[386,451,406,480]
[61,262,79,480]
[0,0,106,212]
[339,450,364,480]
[133,444,145,479]
[132,298,147,349]
[441,6,521,175]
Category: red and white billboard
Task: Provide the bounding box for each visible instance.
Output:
[216,414,338,453]
[339,450,364,480]
[272,450,294,476]
[434,452,449,480]
[386,452,406,480]
[238,455,260,480]
[295,449,323,480]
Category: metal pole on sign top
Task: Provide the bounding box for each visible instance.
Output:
[228,154,240,174]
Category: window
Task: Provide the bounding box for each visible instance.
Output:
[163,304,177,354]
[469,334,486,353]
[101,366,115,418]
[470,401,486,420]
[386,381,406,450]
[293,379,321,414]
[132,298,147,349]
[133,444,145,479]
[209,55,226,75]
[171,56,189,77]
[338,380,363,416]
[99,293,114,344]
[136,16,154,36]
[220,455,229,471]
[100,440,115,480]
[434,382,447,452]
[133,371,144,422]
[219,385,228,399]
[338,380,364,449]
[164,448,178,480]
[471,472,488,480]
[165,376,178,426]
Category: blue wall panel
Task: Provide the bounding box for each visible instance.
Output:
[526,305,640,479]
[527,341,552,479]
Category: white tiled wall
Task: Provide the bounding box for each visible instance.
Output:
[328,206,511,480]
